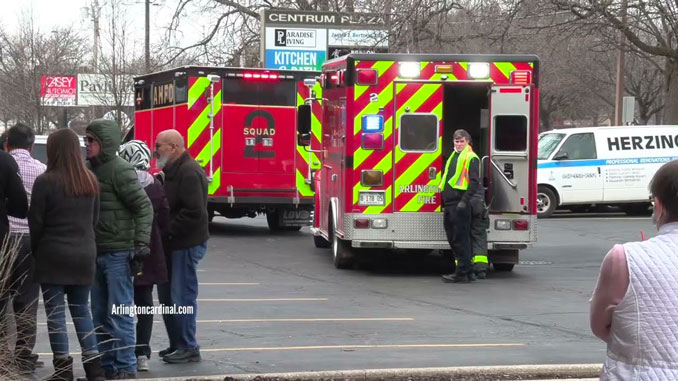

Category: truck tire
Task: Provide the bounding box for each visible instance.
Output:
[266,211,283,232]
[537,186,557,218]
[208,208,215,223]
[330,212,353,269]
[493,263,515,272]
[314,235,331,248]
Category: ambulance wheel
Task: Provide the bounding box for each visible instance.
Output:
[208,208,215,223]
[314,235,331,248]
[330,213,353,269]
[493,263,515,272]
[537,186,557,218]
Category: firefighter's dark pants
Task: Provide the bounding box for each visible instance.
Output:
[443,201,473,275]
[470,197,489,274]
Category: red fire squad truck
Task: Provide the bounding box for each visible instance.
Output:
[133,66,322,231]
[297,53,539,270]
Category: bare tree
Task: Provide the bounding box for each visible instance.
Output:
[0,13,88,133]
[549,0,678,124]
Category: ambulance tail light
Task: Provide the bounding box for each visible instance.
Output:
[356,69,378,86]
[372,218,388,229]
[361,170,383,187]
[398,62,420,78]
[513,220,529,231]
[510,70,532,85]
[495,220,511,230]
[354,219,370,229]
[362,133,384,150]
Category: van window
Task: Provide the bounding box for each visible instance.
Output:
[495,115,527,151]
[555,133,597,160]
[538,133,565,160]
[399,113,439,152]
[30,142,86,164]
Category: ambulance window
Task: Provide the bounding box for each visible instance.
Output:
[555,133,597,160]
[399,113,439,152]
[222,79,260,105]
[495,115,527,151]
[174,78,188,104]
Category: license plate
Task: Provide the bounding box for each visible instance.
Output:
[359,192,385,206]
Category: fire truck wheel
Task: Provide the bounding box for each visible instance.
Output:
[537,185,557,218]
[208,208,215,223]
[314,235,331,248]
[266,211,283,232]
[493,263,515,272]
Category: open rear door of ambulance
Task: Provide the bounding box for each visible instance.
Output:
[488,85,532,214]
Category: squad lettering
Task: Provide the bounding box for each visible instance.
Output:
[607,135,678,151]
[243,127,276,136]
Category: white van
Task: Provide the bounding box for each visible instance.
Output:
[31,135,86,164]
[537,125,678,217]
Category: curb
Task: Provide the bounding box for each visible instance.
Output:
[135,364,602,381]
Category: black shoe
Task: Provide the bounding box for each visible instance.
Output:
[162,348,201,364]
[442,273,472,283]
[47,356,74,381]
[15,354,38,374]
[158,347,175,358]
[476,271,487,279]
[105,371,136,380]
[81,355,105,381]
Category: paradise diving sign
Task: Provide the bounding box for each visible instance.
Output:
[265,50,325,71]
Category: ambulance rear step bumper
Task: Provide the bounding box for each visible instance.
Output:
[351,241,529,250]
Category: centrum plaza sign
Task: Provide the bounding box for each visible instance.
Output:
[261,9,388,71]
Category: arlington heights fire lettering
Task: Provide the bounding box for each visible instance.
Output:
[399,184,441,205]
[608,134,678,151]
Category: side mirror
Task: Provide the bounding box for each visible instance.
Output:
[297,104,312,147]
[553,152,569,160]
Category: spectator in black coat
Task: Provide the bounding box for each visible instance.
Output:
[118,140,170,373]
[28,129,104,381]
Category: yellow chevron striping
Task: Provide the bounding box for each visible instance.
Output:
[187,90,222,148]
[188,77,210,109]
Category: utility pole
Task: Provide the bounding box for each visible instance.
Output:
[92,0,101,73]
[614,0,628,126]
[145,0,150,73]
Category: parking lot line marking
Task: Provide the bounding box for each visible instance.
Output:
[38,317,414,326]
[195,298,328,302]
[199,282,260,285]
[198,343,524,352]
[36,343,523,356]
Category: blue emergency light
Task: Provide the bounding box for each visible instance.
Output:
[361,114,384,132]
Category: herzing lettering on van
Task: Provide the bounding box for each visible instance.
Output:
[399,185,441,194]
[607,135,678,151]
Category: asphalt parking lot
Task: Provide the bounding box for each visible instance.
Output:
[29,210,654,379]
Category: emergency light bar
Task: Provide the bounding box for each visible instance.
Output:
[510,70,532,85]
[229,72,294,80]
[468,63,490,79]
[398,62,420,78]
[362,114,384,132]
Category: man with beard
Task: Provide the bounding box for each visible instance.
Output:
[153,130,208,364]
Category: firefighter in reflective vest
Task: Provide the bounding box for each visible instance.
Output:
[440,129,485,283]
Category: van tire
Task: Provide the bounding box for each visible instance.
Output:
[622,203,652,216]
[537,186,557,218]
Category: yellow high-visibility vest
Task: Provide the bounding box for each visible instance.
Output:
[440,145,479,191]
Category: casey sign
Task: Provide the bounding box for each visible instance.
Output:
[40,75,77,106]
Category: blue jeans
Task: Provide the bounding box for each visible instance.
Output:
[164,242,207,350]
[91,251,136,374]
[42,284,98,357]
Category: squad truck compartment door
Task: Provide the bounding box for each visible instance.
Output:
[392,82,444,213]
[489,86,532,213]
